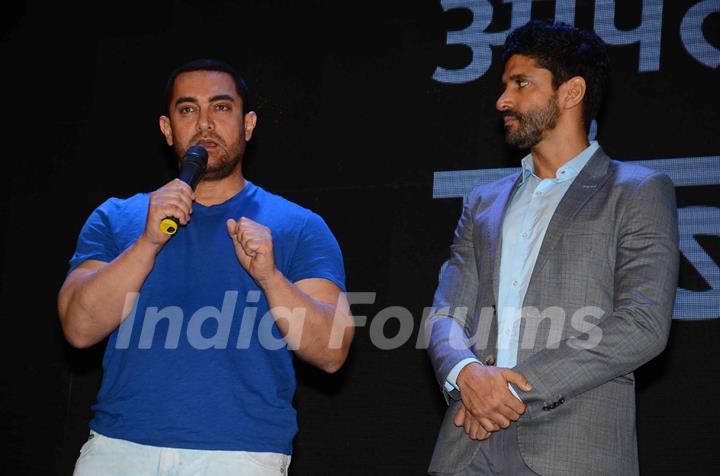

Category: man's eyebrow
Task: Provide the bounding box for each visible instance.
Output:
[175,96,198,106]
[174,95,235,107]
[501,73,529,86]
[209,94,235,103]
[509,74,529,81]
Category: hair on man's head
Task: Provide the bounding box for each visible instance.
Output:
[163,59,251,116]
[503,20,610,131]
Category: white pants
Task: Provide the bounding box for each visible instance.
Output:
[73,431,291,476]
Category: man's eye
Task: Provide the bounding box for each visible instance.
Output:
[517,80,528,88]
[179,106,195,114]
[215,103,231,111]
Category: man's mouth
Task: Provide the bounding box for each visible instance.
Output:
[503,117,519,129]
[196,139,219,149]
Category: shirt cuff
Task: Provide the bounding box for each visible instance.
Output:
[508,383,522,401]
[443,357,482,400]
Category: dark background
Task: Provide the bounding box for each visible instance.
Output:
[1,0,719,474]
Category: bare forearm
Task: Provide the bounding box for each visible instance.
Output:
[59,236,161,347]
[259,271,353,373]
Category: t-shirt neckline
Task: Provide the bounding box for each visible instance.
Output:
[193,180,256,214]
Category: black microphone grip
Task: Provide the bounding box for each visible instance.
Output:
[159,145,208,235]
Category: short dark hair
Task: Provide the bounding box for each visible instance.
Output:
[163,59,251,116]
[503,20,610,131]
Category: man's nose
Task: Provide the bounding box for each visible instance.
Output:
[496,91,512,111]
[197,110,214,131]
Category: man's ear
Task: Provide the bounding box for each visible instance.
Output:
[243,111,258,141]
[561,76,586,110]
[159,116,173,146]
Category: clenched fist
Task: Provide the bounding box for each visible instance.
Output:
[226,217,277,285]
[457,363,530,433]
[142,179,194,246]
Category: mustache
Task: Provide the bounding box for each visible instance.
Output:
[502,110,525,121]
[191,134,226,146]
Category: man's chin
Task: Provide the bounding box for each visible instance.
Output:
[202,168,235,181]
[505,134,534,150]
[203,161,242,181]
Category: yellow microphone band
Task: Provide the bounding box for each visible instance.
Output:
[160,218,178,235]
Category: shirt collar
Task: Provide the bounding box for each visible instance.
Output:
[520,141,599,184]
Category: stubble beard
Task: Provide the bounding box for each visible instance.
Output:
[175,140,245,182]
[504,93,560,149]
[202,148,243,181]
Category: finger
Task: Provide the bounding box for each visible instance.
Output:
[226,218,238,237]
[499,403,522,421]
[164,181,195,209]
[170,178,194,195]
[463,415,473,437]
[153,195,192,221]
[238,220,271,238]
[239,231,271,251]
[502,397,525,419]
[156,203,190,225]
[237,227,258,244]
[495,414,512,429]
[501,369,532,393]
[486,408,512,428]
[238,225,268,240]
[167,182,194,205]
[453,406,466,427]
[466,416,476,439]
[469,417,483,440]
[239,216,258,227]
[478,416,500,433]
[240,237,264,255]
[172,190,194,213]
[477,429,491,441]
[238,229,267,241]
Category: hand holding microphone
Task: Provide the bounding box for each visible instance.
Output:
[159,145,208,235]
[142,145,208,245]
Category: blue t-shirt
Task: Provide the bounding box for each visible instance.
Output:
[68,181,345,454]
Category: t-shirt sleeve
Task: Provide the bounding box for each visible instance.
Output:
[67,199,121,273]
[286,212,346,291]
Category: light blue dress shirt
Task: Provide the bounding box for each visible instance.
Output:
[444,141,599,398]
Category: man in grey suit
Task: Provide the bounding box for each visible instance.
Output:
[426,21,679,476]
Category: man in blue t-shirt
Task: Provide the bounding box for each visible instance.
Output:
[58,59,354,476]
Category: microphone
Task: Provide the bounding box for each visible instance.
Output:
[159,144,209,235]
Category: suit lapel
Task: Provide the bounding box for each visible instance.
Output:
[526,147,612,291]
[484,174,522,306]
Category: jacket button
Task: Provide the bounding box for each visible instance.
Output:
[558,398,565,405]
[484,355,496,366]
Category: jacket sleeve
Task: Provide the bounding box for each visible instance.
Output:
[514,173,679,414]
[426,187,486,397]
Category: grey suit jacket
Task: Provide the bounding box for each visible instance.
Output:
[426,147,679,476]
